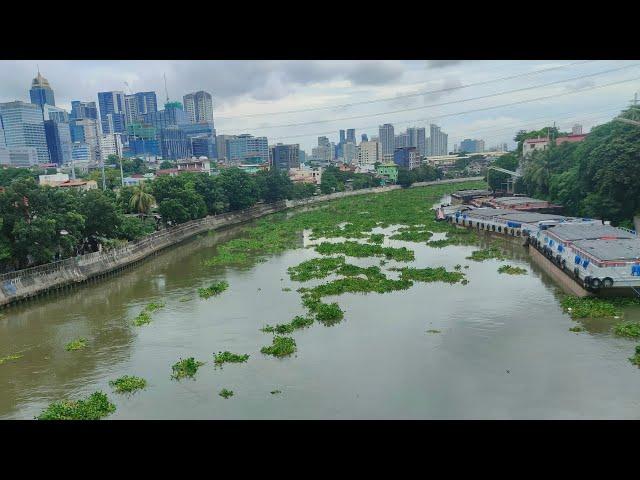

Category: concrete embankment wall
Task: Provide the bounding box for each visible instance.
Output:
[0,177,484,308]
[529,246,591,297]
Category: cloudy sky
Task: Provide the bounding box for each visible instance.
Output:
[2,60,639,152]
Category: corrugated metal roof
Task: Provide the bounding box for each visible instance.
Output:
[548,223,636,241]
[492,196,548,206]
[573,239,640,261]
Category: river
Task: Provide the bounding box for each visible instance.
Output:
[2,193,640,419]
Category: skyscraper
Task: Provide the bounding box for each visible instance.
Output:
[125,92,158,125]
[227,134,268,164]
[70,101,98,121]
[460,139,485,153]
[427,124,448,156]
[572,124,583,135]
[0,101,49,163]
[97,91,126,134]
[69,118,101,161]
[44,119,72,165]
[361,133,368,142]
[378,124,395,157]
[183,91,214,124]
[346,128,356,144]
[270,144,300,170]
[29,71,55,109]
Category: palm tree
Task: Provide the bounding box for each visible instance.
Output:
[129,183,155,218]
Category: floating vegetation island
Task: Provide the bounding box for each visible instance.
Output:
[219,389,234,399]
[198,280,229,299]
[466,246,508,262]
[261,336,297,357]
[65,338,87,352]
[109,375,147,394]
[171,357,205,380]
[498,265,528,275]
[37,391,116,420]
[0,354,23,365]
[213,351,250,366]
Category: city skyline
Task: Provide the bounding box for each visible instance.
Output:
[0,60,638,153]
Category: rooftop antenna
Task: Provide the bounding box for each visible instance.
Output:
[163,73,169,103]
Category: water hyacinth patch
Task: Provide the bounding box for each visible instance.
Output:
[144,302,165,312]
[262,315,314,334]
[171,357,205,380]
[569,326,583,333]
[561,296,620,319]
[629,346,640,367]
[497,265,528,275]
[613,322,640,338]
[65,338,87,351]
[287,256,346,282]
[133,311,152,326]
[368,233,385,244]
[315,241,415,262]
[0,354,23,365]
[213,351,250,366]
[466,246,508,262]
[261,336,297,357]
[394,267,465,284]
[109,375,147,394]
[198,280,229,299]
[37,391,116,420]
[219,389,234,399]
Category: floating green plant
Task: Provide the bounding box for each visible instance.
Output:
[65,338,87,351]
[569,326,583,333]
[37,391,116,420]
[498,264,527,275]
[261,336,297,357]
[171,357,205,380]
[262,315,314,334]
[133,311,152,326]
[395,267,465,284]
[270,389,282,395]
[198,280,229,299]
[0,353,23,365]
[219,388,234,399]
[287,256,346,281]
[314,302,344,325]
[561,296,620,319]
[145,301,165,312]
[466,246,508,261]
[282,287,292,292]
[389,228,433,242]
[109,375,147,394]
[213,351,250,366]
[426,329,441,334]
[613,322,640,338]
[368,233,385,244]
[315,241,415,262]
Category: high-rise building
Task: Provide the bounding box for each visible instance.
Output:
[69,118,101,161]
[378,124,395,156]
[0,146,39,167]
[395,132,410,149]
[179,121,216,159]
[97,91,126,134]
[270,144,300,170]
[459,139,485,153]
[361,133,368,142]
[99,133,124,159]
[342,142,358,164]
[312,136,334,163]
[427,124,448,156]
[215,134,236,163]
[183,91,214,124]
[70,100,98,121]
[357,139,381,166]
[72,142,91,162]
[346,128,356,144]
[29,71,55,109]
[0,101,49,163]
[44,120,72,165]
[227,134,268,164]
[124,91,158,125]
[572,124,583,135]
[44,105,70,123]
[404,127,426,156]
[393,147,420,170]
[142,102,188,130]
[160,126,191,160]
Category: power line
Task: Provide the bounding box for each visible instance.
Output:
[263,75,640,141]
[228,64,640,131]
[216,60,597,120]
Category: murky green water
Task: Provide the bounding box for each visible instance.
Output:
[2,197,640,419]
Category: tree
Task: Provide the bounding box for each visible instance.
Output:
[79,189,122,239]
[216,168,259,210]
[255,169,293,203]
[159,160,175,169]
[128,183,155,216]
[397,168,414,188]
[486,152,519,191]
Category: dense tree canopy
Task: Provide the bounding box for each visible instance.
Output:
[520,108,640,226]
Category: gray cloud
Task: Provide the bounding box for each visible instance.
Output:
[427,60,464,69]
[346,61,405,86]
